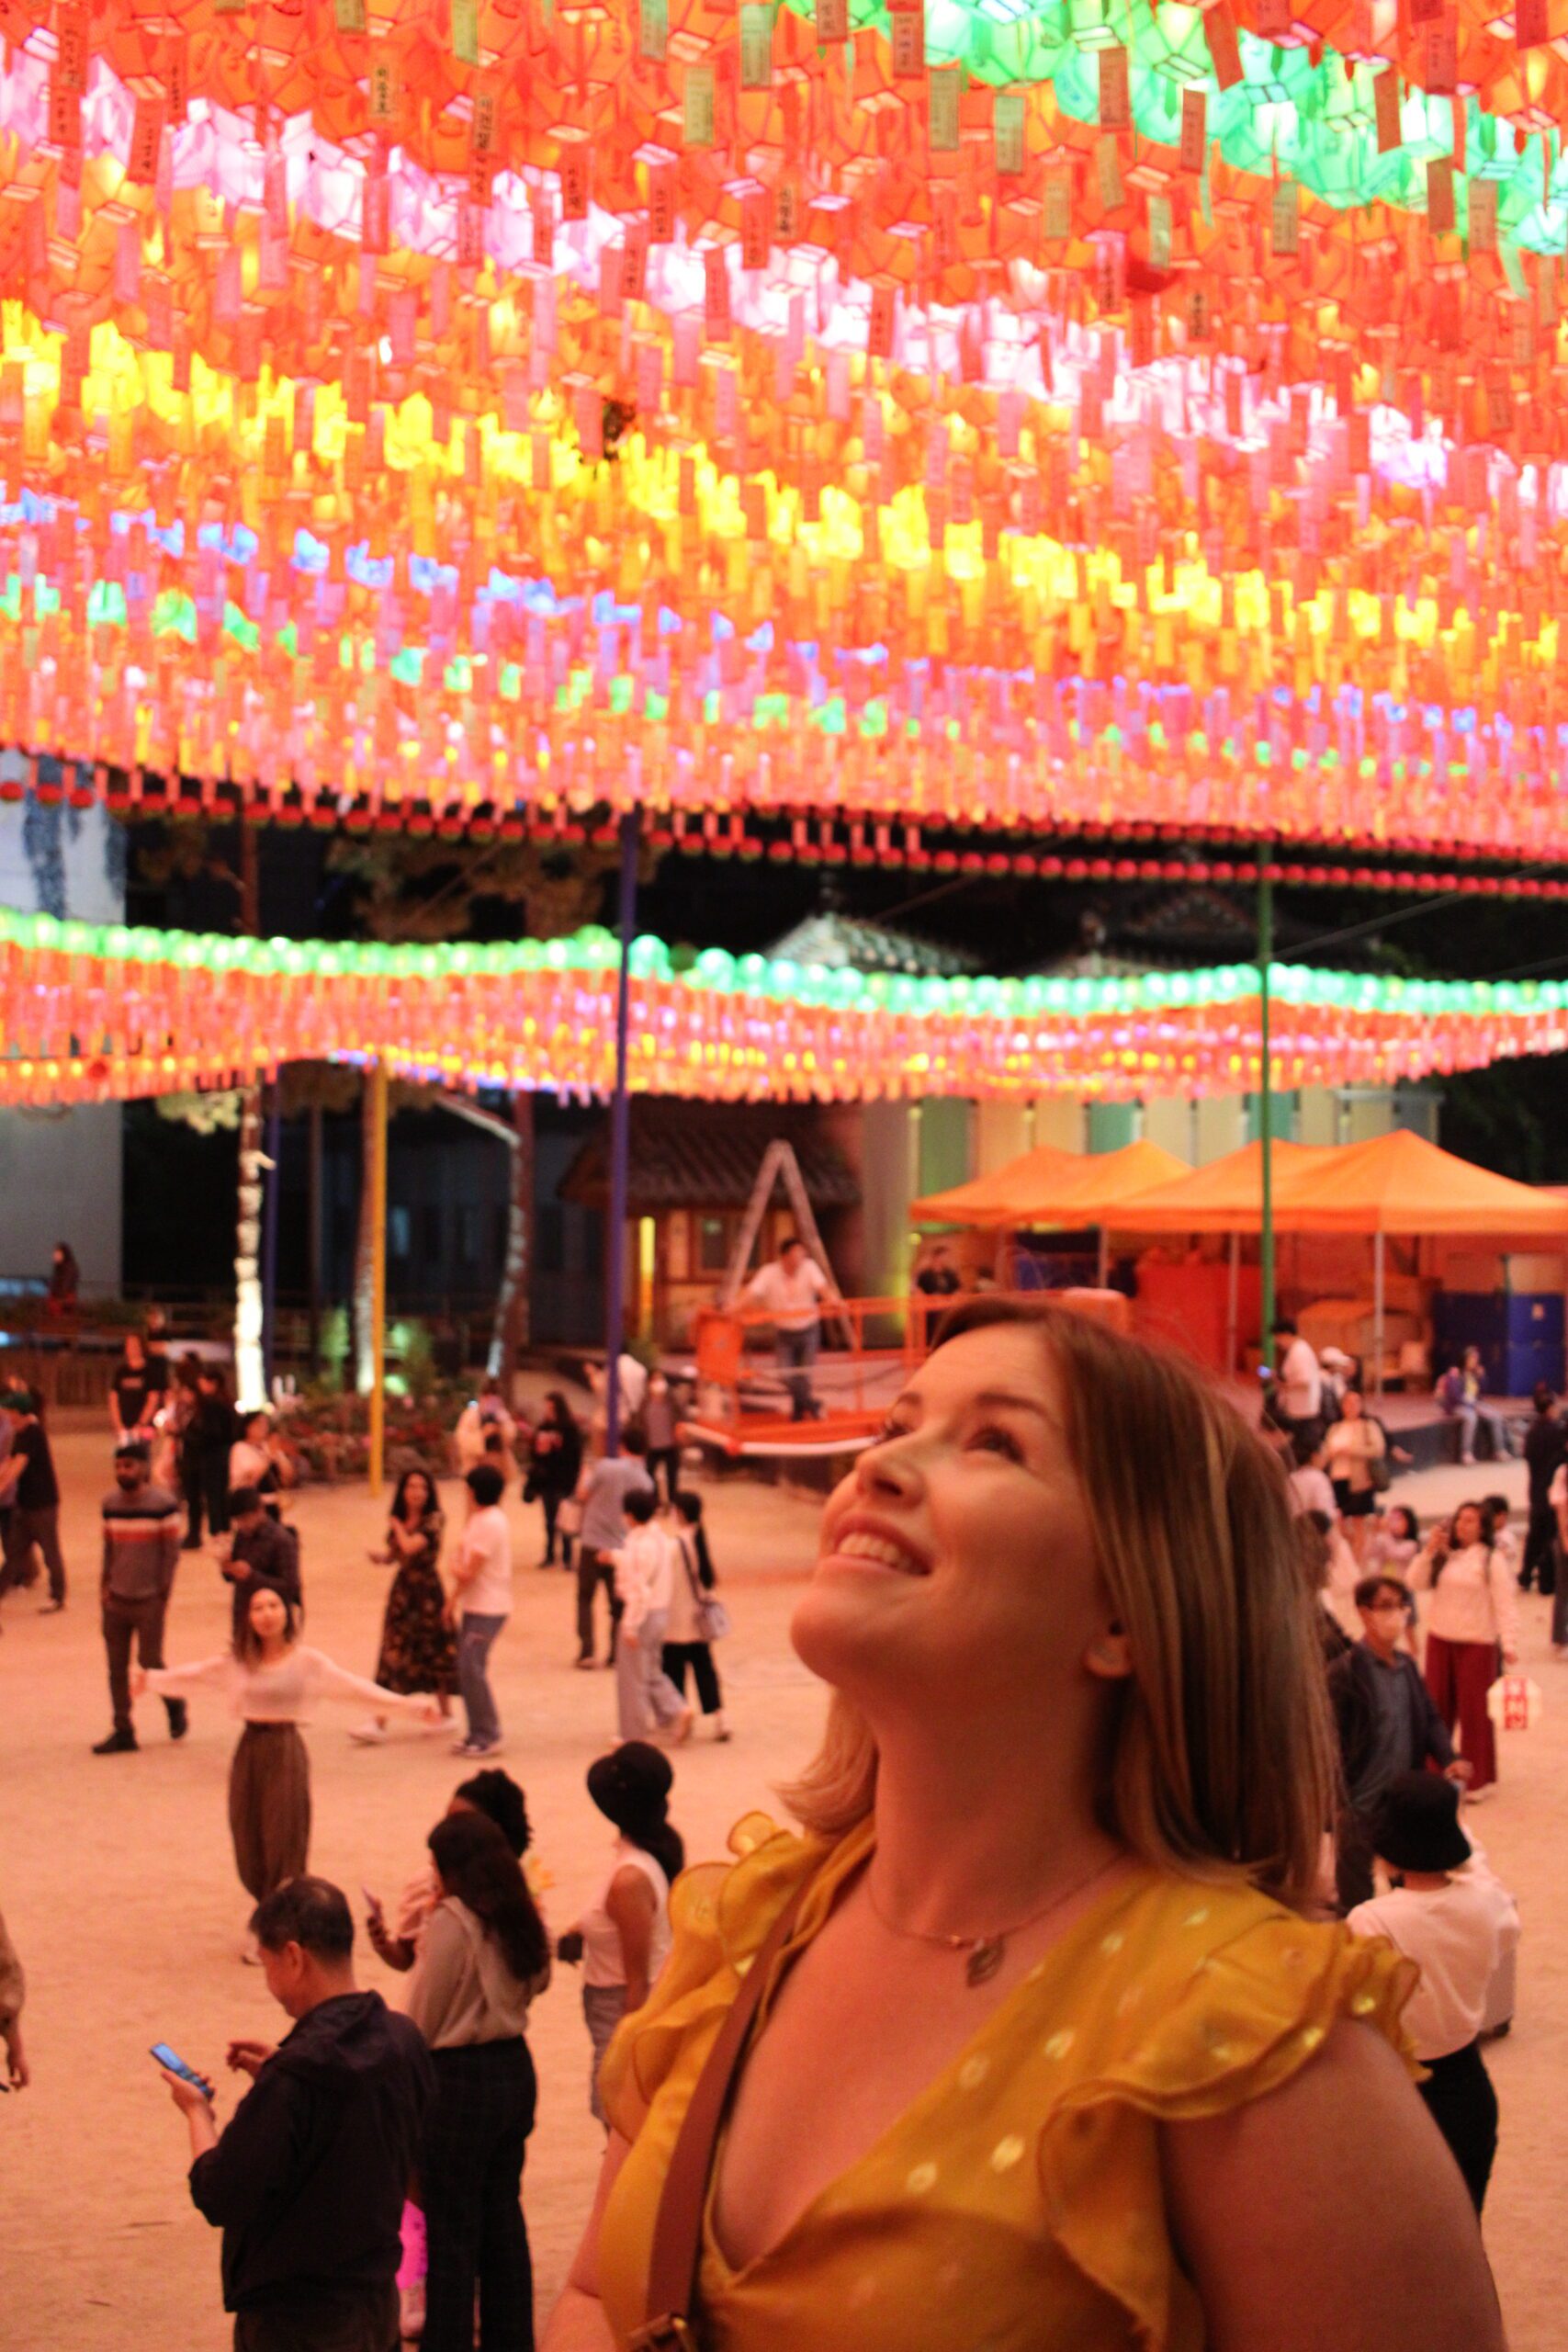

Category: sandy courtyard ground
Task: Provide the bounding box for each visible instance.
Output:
[0,1402,1562,2347]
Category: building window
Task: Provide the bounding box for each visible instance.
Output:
[457,1205,481,1265]
[420,1204,442,1263]
[697,1216,729,1274]
[389,1205,412,1261]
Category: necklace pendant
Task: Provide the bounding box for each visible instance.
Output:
[965,1935,1005,1988]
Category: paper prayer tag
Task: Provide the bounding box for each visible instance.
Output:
[1180,85,1207,174]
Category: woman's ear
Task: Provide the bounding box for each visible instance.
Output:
[1084,1617,1134,1681]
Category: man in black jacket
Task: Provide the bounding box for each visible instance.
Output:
[159,1877,433,2351]
[1328,1575,1472,1912]
[222,1487,302,1640]
[1521,1383,1565,1594]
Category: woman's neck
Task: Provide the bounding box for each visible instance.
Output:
[862,1703,1125,1942]
[257,1635,291,1666]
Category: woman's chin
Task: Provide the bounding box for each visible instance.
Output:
[790,1572,916,1683]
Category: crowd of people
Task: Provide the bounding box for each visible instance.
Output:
[153,1735,687,2352]
[3,1287,1552,2352]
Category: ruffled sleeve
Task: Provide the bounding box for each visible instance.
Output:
[1035,1900,1419,2348]
[598,1811,842,2140]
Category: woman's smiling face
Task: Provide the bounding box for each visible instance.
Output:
[791,1323,1111,1710]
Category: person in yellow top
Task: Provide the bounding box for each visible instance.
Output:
[543,1302,1504,2352]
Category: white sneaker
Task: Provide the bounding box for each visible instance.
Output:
[348,1719,389,1746]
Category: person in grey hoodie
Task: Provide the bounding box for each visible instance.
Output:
[159,1877,434,2352]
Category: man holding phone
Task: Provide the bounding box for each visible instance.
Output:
[158,1876,433,2351]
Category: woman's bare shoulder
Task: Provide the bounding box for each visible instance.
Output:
[1161,2021,1504,2352]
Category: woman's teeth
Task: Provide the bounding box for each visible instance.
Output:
[836,1531,924,1575]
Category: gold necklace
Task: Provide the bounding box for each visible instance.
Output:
[863,1849,1126,1988]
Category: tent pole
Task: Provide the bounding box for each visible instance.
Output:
[367,1058,389,1493]
[1373,1230,1385,1398]
[1258,860,1275,1340]
[1226,1230,1240,1377]
[604,812,639,1454]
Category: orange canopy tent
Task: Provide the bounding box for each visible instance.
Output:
[910,1139,1190,1229]
[912,1138,1193,1293]
[1114,1130,1568,1388]
[1265,1129,1568,1239]
[909,1142,1084,1228]
[1103,1140,1344,1236]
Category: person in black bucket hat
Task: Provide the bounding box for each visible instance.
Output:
[1347,1773,1519,2212]
[558,1745,687,2126]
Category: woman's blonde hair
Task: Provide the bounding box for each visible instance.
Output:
[783,1300,1336,1911]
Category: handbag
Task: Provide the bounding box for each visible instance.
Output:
[1368,1420,1393,1493]
[680,1535,730,1644]
[631,1873,816,2351]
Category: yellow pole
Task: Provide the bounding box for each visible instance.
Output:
[368,1059,389,1492]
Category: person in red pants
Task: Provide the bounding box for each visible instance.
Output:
[1410,1501,1519,1794]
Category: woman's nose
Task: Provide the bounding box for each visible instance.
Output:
[857,1433,921,1500]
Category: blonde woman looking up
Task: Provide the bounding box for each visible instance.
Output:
[544,1301,1502,2352]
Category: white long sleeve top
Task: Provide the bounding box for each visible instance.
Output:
[1407,1544,1519,1654]
[611,1524,677,1635]
[147,1645,431,1724]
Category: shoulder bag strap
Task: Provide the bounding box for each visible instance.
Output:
[631,1871,819,2351]
[676,1531,704,1602]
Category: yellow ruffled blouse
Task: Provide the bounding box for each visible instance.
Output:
[597,1813,1416,2352]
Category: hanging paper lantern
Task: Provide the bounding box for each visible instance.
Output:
[3,905,1566,1109]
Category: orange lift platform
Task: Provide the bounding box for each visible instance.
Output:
[678,1288,1132,1461]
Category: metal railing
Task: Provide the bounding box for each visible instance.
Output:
[691,1284,1130,1425]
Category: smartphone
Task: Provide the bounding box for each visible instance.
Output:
[151,2041,210,2093]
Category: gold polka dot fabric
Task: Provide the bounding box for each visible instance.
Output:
[596,1815,1417,2352]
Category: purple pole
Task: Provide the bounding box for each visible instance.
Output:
[603,813,638,1453]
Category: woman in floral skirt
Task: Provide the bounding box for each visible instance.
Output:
[351,1465,457,1744]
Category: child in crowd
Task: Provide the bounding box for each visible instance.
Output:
[611,1490,692,1745]
[1365,1502,1420,1578]
[1483,1495,1519,1578]
[1348,1773,1518,2215]
[1364,1503,1421,1647]
[661,1491,729,1742]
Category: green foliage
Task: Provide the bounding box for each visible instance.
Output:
[318,1304,350,1386]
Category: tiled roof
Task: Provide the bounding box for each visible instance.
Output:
[558,1100,862,1213]
[764,911,980,978]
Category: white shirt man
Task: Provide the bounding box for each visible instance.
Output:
[739,1239,836,1422]
[1274,1325,1323,1422]
[740,1243,831,1332]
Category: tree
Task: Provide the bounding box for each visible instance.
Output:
[323,831,638,1390]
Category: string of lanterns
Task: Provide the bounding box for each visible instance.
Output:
[0,8,1561,849]
[3,905,1563,1109]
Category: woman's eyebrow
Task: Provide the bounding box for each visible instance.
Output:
[967,1388,1053,1419]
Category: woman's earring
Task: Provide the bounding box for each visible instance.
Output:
[1086,1623,1134,1679]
